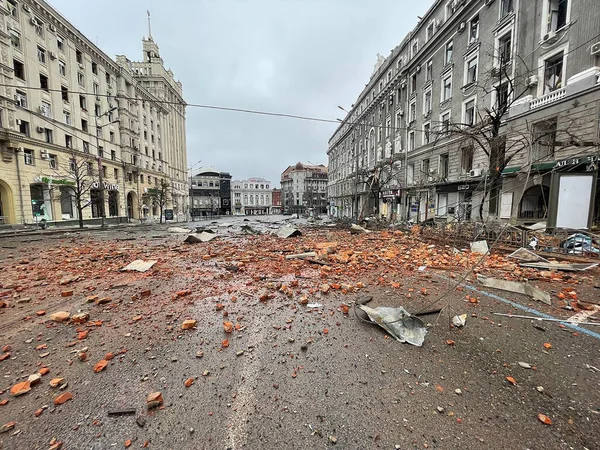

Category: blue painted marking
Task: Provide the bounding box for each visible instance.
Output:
[434,274,600,340]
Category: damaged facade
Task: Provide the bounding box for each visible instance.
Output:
[327,0,600,228]
[0,0,188,225]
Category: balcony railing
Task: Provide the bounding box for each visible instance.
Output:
[530,87,566,110]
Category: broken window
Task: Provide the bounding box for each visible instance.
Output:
[461,146,474,173]
[546,0,568,33]
[543,52,564,94]
[532,118,557,161]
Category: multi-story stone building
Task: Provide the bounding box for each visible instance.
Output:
[190,168,231,217]
[281,162,328,215]
[0,0,187,225]
[231,177,273,215]
[328,0,600,228]
[271,188,282,214]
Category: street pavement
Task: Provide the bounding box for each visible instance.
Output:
[0,220,598,449]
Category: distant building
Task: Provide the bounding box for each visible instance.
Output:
[271,188,282,214]
[231,177,272,215]
[190,168,231,217]
[281,163,328,215]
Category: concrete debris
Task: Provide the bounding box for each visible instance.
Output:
[477,275,551,305]
[146,391,163,409]
[285,252,317,260]
[350,224,371,234]
[184,232,217,243]
[470,240,489,255]
[452,314,467,328]
[121,260,157,272]
[357,305,427,347]
[306,303,323,308]
[49,311,71,322]
[241,225,261,235]
[276,226,302,238]
[167,227,193,233]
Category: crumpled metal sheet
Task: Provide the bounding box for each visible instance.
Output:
[358,305,427,347]
[276,226,302,238]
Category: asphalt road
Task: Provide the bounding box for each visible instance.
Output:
[0,223,598,450]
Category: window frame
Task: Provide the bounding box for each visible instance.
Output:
[465,55,479,85]
[537,44,568,96]
[462,97,476,127]
[441,73,453,102]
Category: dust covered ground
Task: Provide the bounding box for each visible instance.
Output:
[0,220,599,450]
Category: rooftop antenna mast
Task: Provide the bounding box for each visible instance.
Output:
[147,10,152,40]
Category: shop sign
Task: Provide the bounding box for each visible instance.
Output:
[91,181,120,191]
[33,176,74,186]
[457,184,471,191]
[555,155,599,168]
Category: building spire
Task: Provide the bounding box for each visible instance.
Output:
[147,10,152,40]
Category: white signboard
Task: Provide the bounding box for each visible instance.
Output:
[555,175,593,229]
[500,192,513,219]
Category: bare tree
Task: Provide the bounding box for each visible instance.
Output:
[143,179,171,224]
[58,152,98,229]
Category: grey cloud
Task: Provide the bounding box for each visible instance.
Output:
[50,0,431,185]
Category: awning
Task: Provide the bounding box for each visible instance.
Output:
[502,162,556,176]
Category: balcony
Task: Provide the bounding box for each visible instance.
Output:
[530,87,566,110]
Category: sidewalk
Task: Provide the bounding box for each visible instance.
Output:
[0,221,151,239]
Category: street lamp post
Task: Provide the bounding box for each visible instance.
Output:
[95,107,118,228]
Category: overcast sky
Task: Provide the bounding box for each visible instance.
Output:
[50,0,431,187]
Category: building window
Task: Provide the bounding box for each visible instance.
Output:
[44,128,53,143]
[66,135,73,149]
[111,150,116,161]
[13,59,25,80]
[93,83,99,95]
[423,90,432,115]
[445,1,455,21]
[411,40,418,59]
[80,95,87,111]
[408,131,415,151]
[441,112,451,135]
[24,149,34,166]
[96,126,102,138]
[426,22,435,41]
[41,101,51,117]
[469,15,479,43]
[91,62,98,75]
[546,0,568,33]
[59,60,66,76]
[143,130,147,139]
[409,100,416,123]
[466,57,478,84]
[496,82,510,111]
[533,118,557,161]
[113,168,118,179]
[464,99,476,126]
[48,154,58,169]
[461,146,474,173]
[423,123,431,144]
[33,19,44,37]
[500,0,514,18]
[442,75,452,102]
[10,30,21,49]
[40,74,49,91]
[94,104,101,117]
[16,90,27,108]
[7,0,18,17]
[61,85,69,102]
[423,159,430,178]
[498,32,512,66]
[543,51,564,94]
[38,46,47,64]
[407,163,415,185]
[17,119,29,135]
[411,73,417,93]
[77,72,85,86]
[69,158,76,173]
[76,49,83,64]
[444,41,453,65]
[81,119,88,132]
[57,35,65,52]
[110,131,115,143]
[426,60,433,81]
[439,153,449,178]
[98,146,104,158]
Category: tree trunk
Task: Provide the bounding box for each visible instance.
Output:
[77,205,84,229]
